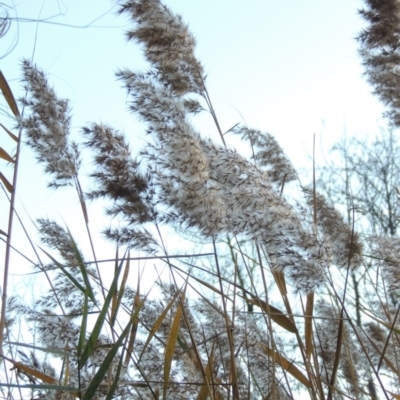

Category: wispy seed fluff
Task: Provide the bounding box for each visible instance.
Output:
[302,187,363,269]
[315,299,363,394]
[200,141,329,292]
[83,123,158,252]
[231,125,298,188]
[36,218,98,315]
[122,73,226,236]
[120,71,328,291]
[19,59,80,188]
[83,123,151,223]
[371,236,400,292]
[358,0,400,127]
[118,0,205,95]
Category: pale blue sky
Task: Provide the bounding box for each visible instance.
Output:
[0,0,388,282]
[2,0,386,159]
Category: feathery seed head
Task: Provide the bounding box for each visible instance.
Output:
[118,0,205,95]
[83,123,159,251]
[358,0,400,127]
[19,60,80,188]
[303,187,363,269]
[232,126,298,187]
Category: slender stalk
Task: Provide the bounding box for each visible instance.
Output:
[74,177,106,298]
[211,238,239,400]
[197,65,226,147]
[0,124,22,357]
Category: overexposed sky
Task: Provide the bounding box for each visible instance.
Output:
[0,1,388,288]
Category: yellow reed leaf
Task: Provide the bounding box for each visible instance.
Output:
[0,71,20,117]
[0,172,13,192]
[261,345,311,388]
[0,147,14,163]
[248,297,297,333]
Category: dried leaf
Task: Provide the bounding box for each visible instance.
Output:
[139,290,180,360]
[261,345,311,388]
[0,383,78,391]
[0,123,18,142]
[5,356,56,384]
[387,390,400,400]
[0,71,20,117]
[272,270,287,295]
[80,197,89,224]
[189,274,223,297]
[305,292,314,358]
[0,172,13,193]
[248,297,297,333]
[196,343,215,400]
[164,290,186,399]
[329,309,344,392]
[0,147,14,163]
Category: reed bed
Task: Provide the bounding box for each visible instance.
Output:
[0,0,399,399]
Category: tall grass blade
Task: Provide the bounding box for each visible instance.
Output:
[40,247,88,298]
[124,276,140,367]
[111,251,119,326]
[67,228,96,303]
[139,289,180,360]
[105,349,125,400]
[79,253,126,367]
[5,342,72,357]
[111,253,130,327]
[163,289,186,400]
[82,299,144,400]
